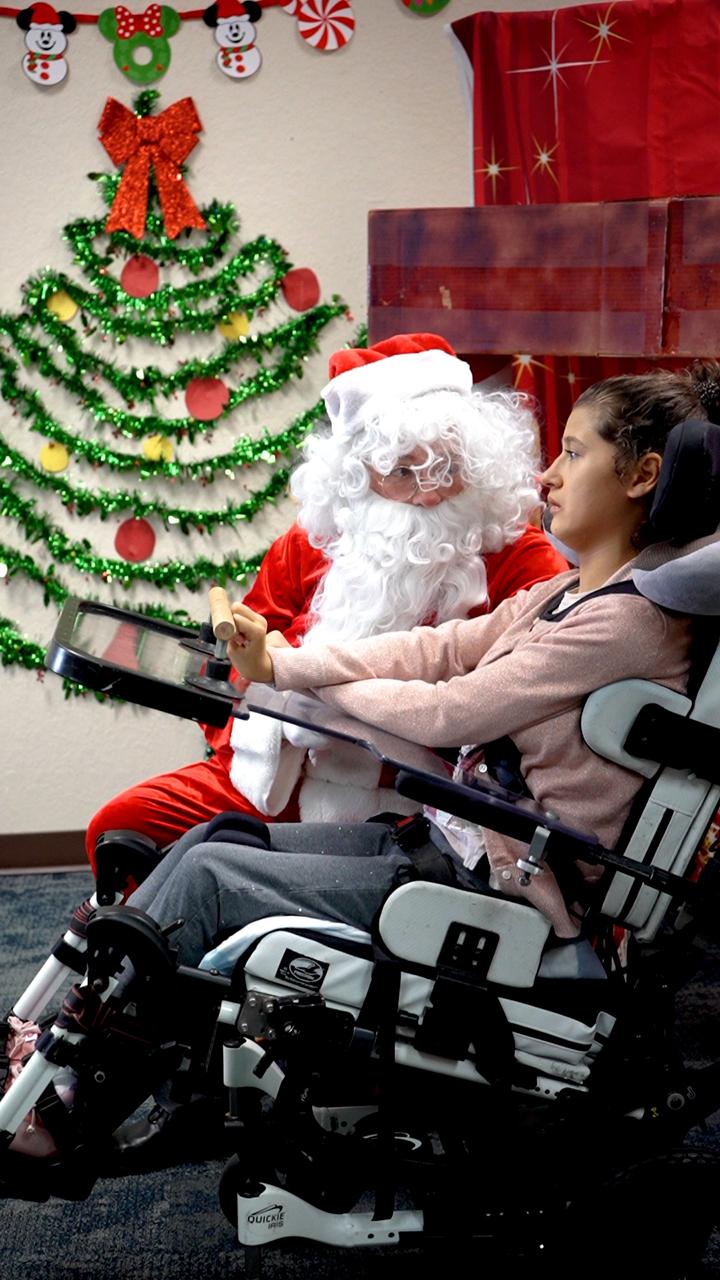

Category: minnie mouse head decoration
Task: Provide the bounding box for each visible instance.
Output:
[16,3,76,86]
[203,0,262,80]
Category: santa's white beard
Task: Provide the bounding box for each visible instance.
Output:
[301,486,490,646]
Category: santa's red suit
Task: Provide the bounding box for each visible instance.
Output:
[85,520,566,870]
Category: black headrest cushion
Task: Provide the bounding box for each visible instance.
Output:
[648,418,720,544]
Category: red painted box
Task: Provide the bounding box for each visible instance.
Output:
[368,198,720,359]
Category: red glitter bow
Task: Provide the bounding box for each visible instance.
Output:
[99,97,207,241]
[115,4,164,39]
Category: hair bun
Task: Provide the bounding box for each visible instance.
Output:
[691,360,720,424]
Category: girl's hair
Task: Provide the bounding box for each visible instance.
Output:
[575,360,720,474]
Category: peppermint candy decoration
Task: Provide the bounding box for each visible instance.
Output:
[296,0,354,51]
[282,1,301,12]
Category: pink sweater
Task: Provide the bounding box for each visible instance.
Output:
[271,565,692,929]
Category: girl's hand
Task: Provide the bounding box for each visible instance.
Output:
[227,602,274,683]
[266,630,291,650]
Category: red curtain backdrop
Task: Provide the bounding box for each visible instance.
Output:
[450,0,720,457]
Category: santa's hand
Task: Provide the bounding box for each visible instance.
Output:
[266,630,291,650]
[227,602,274,683]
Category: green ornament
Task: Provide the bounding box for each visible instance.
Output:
[98,6,181,86]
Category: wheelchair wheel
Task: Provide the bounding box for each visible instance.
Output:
[561,1147,719,1279]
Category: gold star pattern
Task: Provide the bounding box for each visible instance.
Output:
[561,365,585,401]
[512,353,552,388]
[578,2,630,78]
[476,138,517,203]
[508,11,602,132]
[531,136,559,187]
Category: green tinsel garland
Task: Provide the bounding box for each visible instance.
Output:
[80,189,239,273]
[25,235,291,344]
[0,614,46,674]
[3,305,346,441]
[0,363,329,476]
[0,479,268,591]
[1,430,293,530]
[0,538,201,629]
[0,614,108,700]
[8,302,345,406]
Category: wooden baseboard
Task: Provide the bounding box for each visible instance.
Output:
[0,831,87,871]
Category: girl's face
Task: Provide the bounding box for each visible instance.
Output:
[539,405,643,554]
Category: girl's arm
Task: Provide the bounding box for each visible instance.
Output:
[267,588,532,689]
[227,585,533,687]
[273,598,677,748]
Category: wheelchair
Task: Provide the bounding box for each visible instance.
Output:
[2,424,720,1278]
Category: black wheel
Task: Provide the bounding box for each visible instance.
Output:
[560,1147,720,1279]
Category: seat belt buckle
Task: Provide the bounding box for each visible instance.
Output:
[392,814,431,852]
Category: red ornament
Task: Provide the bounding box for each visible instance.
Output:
[281,267,321,312]
[185,376,230,421]
[121,255,160,298]
[114,517,156,563]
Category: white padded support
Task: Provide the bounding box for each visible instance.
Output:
[377,882,551,989]
[581,680,691,778]
[594,643,720,937]
[200,915,370,974]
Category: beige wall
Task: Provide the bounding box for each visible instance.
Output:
[0,0,577,835]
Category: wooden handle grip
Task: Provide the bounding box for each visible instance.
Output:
[208,586,236,642]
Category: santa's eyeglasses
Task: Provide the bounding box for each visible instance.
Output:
[376,460,463,502]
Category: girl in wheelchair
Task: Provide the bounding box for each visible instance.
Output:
[1,360,720,1273]
[121,359,720,955]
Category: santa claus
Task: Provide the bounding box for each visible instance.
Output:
[86,332,566,866]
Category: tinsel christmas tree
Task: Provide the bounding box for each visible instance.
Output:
[0,91,351,691]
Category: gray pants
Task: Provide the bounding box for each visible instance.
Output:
[127,821,413,968]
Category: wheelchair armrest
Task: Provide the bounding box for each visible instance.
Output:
[624,704,720,784]
[581,680,692,777]
[393,770,598,862]
[582,678,720,784]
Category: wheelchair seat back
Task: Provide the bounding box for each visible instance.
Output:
[582,559,720,940]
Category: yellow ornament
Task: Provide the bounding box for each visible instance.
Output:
[142,434,174,463]
[218,311,249,340]
[39,442,70,473]
[46,291,78,323]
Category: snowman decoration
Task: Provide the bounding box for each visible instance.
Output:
[203,0,262,81]
[16,3,76,86]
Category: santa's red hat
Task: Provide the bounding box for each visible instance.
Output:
[28,2,62,25]
[215,0,250,19]
[323,333,473,438]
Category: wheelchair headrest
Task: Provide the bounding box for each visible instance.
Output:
[632,532,720,615]
[647,418,720,545]
[628,418,720,615]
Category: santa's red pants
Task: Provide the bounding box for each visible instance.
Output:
[85,746,300,875]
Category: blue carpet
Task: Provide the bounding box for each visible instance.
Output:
[0,871,718,1278]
